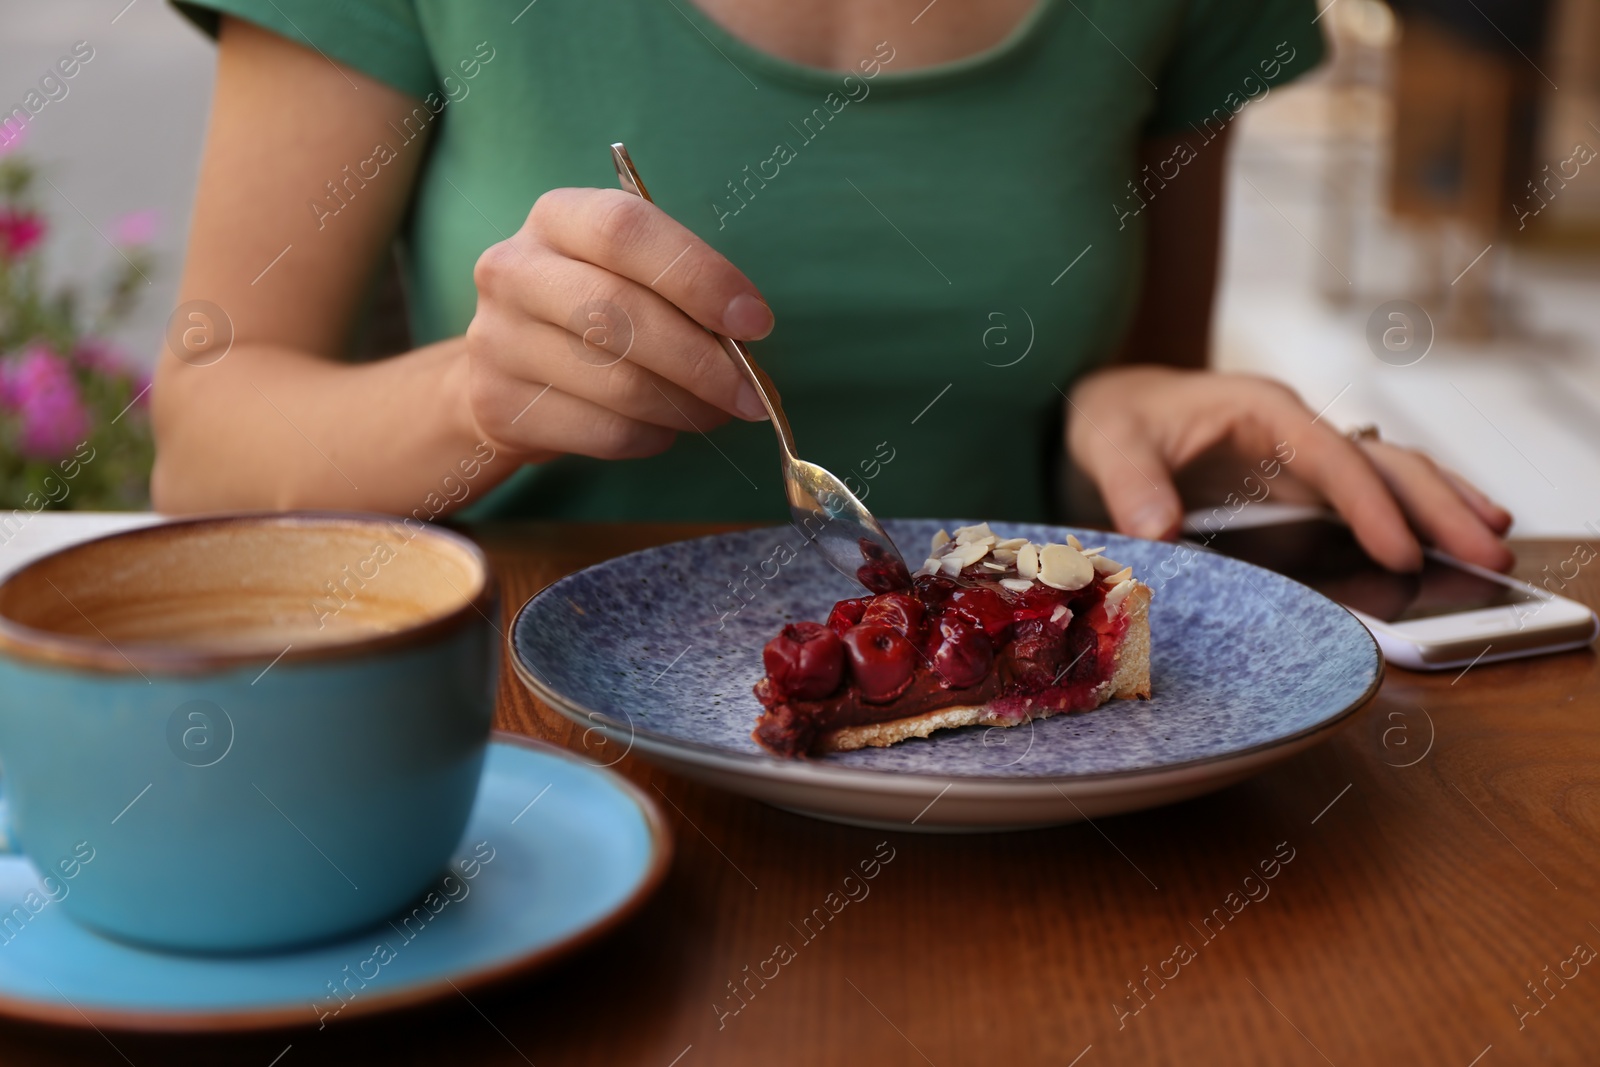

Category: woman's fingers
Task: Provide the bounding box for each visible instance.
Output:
[1068,407,1185,541]
[1438,464,1514,535]
[550,352,735,435]
[475,242,767,423]
[467,186,777,465]
[467,375,678,461]
[1360,442,1516,571]
[470,315,733,434]
[530,188,773,339]
[1065,368,1509,574]
[1253,393,1423,571]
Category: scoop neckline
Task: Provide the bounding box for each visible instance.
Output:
[667,0,1060,92]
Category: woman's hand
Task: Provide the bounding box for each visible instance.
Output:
[1066,365,1514,572]
[464,188,775,463]
[158,22,781,514]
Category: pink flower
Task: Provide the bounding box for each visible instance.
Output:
[0,346,91,460]
[73,337,129,376]
[111,209,160,246]
[72,339,150,405]
[0,117,26,156]
[0,209,46,259]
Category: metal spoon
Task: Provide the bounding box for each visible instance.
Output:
[610,142,911,592]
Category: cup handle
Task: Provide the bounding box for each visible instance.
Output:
[0,775,14,854]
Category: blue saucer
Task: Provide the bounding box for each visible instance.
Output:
[512,520,1383,830]
[0,735,669,1031]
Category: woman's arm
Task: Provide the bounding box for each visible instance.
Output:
[1067,129,1513,571]
[151,18,487,512]
[154,19,772,515]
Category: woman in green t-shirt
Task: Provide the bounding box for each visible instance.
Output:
[152,0,1512,573]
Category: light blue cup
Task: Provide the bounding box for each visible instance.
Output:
[0,514,497,953]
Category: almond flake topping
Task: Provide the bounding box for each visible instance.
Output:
[951,540,991,568]
[952,522,995,545]
[1089,554,1124,576]
[1105,578,1137,614]
[919,526,1138,594]
[1038,543,1094,591]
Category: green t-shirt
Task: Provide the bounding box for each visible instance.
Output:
[177,0,1323,522]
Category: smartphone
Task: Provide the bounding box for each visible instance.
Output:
[1185,505,1599,670]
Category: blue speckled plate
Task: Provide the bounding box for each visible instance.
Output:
[0,736,669,1031]
[512,521,1381,831]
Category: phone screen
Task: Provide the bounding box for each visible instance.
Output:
[1199,518,1536,623]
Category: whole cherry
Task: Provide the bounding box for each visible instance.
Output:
[1009,618,1068,689]
[1057,625,1102,686]
[841,623,917,703]
[929,615,993,690]
[861,592,925,640]
[763,621,845,701]
[826,597,871,636]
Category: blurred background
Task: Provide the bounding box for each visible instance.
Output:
[1,0,1597,533]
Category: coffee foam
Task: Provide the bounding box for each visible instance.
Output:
[0,518,485,655]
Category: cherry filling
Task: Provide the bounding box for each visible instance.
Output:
[754,567,1133,757]
[944,586,1012,642]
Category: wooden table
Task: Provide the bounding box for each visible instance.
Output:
[4,525,1596,1066]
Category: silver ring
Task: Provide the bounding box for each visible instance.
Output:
[1348,424,1381,443]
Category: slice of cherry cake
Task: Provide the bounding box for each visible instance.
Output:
[752,524,1151,758]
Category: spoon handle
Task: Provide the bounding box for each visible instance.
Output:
[609,142,799,460]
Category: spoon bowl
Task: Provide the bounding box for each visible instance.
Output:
[782,455,911,592]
